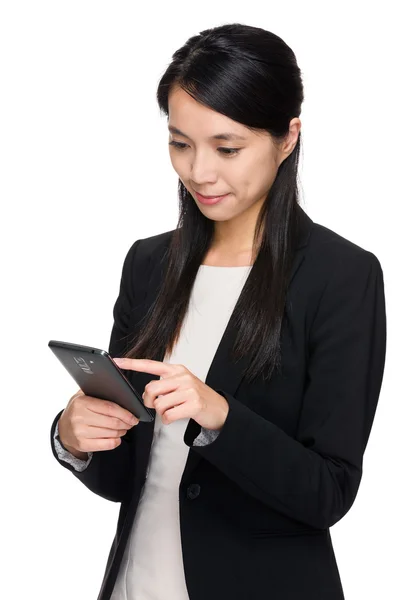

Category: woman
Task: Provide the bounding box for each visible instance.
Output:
[50,23,387,600]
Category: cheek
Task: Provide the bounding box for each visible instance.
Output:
[248,160,276,192]
[169,153,182,174]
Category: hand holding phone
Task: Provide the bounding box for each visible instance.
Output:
[58,388,140,456]
[49,339,155,459]
[48,340,154,422]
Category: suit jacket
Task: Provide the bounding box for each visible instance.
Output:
[50,205,387,600]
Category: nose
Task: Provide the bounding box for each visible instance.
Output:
[189,150,218,184]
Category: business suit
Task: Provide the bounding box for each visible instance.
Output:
[50,205,387,599]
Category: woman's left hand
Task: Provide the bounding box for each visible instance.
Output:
[113,357,229,431]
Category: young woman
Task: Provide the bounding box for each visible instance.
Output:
[51,23,387,600]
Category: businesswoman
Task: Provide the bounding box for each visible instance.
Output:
[50,23,387,600]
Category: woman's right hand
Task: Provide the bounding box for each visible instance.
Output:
[57,388,140,459]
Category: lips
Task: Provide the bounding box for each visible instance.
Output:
[195,191,229,205]
[195,192,226,198]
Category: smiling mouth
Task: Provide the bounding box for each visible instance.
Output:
[194,192,228,198]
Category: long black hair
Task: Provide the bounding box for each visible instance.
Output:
[123,23,305,384]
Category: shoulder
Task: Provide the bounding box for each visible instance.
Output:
[117,229,176,306]
[294,214,385,324]
[124,229,175,270]
[291,217,387,350]
[305,217,383,278]
[139,229,176,254]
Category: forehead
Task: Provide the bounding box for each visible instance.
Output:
[167,86,249,141]
[168,124,247,141]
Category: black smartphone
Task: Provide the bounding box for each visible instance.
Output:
[48,340,154,422]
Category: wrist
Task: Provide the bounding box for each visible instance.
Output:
[62,443,89,461]
[57,420,89,460]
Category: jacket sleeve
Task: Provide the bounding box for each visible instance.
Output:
[185,250,387,530]
[50,238,143,503]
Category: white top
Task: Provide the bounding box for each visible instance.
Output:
[109,264,252,600]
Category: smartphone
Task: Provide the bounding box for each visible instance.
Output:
[48,340,154,422]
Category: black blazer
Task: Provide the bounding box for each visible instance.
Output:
[50,206,387,600]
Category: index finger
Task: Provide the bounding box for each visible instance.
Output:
[85,396,139,426]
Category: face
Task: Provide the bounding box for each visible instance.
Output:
[167,86,301,233]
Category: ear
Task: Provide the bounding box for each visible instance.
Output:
[274,118,301,168]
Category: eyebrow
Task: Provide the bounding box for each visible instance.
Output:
[168,125,247,141]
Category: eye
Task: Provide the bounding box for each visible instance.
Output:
[168,141,241,157]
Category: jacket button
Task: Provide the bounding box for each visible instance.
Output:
[187,483,201,500]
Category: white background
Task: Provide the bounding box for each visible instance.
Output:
[1,2,418,599]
